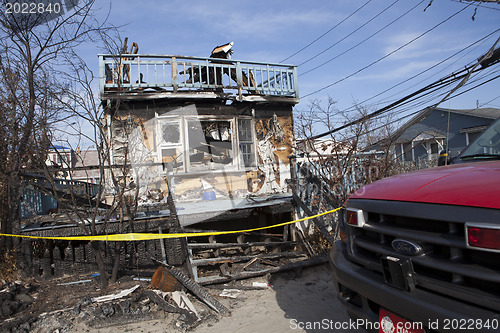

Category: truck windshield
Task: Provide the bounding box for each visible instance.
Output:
[459,118,500,161]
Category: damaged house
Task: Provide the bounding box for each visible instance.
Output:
[16,42,304,283]
[97,42,301,282]
[100,42,299,227]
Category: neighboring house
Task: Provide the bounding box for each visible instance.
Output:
[22,148,100,220]
[71,149,101,184]
[99,43,299,226]
[46,145,76,171]
[365,107,500,165]
[45,146,100,184]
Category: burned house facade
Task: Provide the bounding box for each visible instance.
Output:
[100,42,299,227]
[14,43,301,281]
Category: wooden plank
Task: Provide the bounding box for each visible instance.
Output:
[292,193,336,245]
[151,258,231,316]
[187,241,297,250]
[196,255,328,285]
[190,251,306,267]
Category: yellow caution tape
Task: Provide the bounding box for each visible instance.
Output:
[0,207,341,242]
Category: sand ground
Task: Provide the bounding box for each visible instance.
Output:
[81,264,361,333]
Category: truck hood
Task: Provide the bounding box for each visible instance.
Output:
[350,161,500,209]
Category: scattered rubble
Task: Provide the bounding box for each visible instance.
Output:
[0,274,212,332]
[0,253,331,332]
[0,282,34,318]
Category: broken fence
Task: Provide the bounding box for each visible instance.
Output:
[0,207,341,241]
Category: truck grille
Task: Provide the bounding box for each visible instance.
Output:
[346,199,500,313]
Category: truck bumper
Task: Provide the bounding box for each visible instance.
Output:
[329,240,500,333]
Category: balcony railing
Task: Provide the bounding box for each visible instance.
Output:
[99,54,298,101]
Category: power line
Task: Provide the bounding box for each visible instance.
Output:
[328,72,500,143]
[343,29,499,113]
[304,51,495,140]
[301,3,472,99]
[450,0,500,11]
[294,62,498,132]
[442,72,500,103]
[299,0,424,75]
[480,95,500,107]
[280,0,373,63]
[431,36,500,109]
[297,0,400,68]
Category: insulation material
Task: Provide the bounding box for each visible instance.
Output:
[109,113,165,204]
[129,117,165,203]
[253,114,293,194]
[173,173,249,202]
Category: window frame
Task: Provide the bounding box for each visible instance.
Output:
[156,116,185,173]
[237,117,257,169]
[155,114,258,174]
[184,116,238,172]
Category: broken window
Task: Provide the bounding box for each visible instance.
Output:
[159,121,181,145]
[158,119,184,172]
[187,119,234,170]
[162,148,184,172]
[238,118,256,167]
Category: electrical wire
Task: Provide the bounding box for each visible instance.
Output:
[300,3,472,99]
[299,0,425,75]
[314,72,500,144]
[280,0,373,63]
[297,0,401,68]
[480,95,500,107]
[304,61,492,140]
[449,0,500,11]
[298,28,499,122]
[344,29,500,112]
[295,63,498,134]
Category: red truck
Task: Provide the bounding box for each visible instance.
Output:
[329,118,500,332]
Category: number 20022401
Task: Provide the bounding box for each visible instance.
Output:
[5,2,62,15]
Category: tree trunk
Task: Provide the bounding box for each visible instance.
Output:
[91,242,109,289]
[111,242,120,283]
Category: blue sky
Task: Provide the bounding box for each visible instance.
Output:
[73,0,499,142]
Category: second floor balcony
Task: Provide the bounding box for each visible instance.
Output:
[99,54,299,104]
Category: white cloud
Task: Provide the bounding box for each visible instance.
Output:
[379,30,476,62]
[354,60,438,81]
[184,4,339,40]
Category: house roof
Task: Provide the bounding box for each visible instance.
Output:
[447,108,500,119]
[50,145,72,151]
[412,131,447,142]
[364,107,500,151]
[71,150,100,180]
[396,107,500,141]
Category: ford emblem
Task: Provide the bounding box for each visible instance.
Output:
[391,239,423,256]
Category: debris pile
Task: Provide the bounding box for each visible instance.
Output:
[0,282,37,332]
[0,282,34,318]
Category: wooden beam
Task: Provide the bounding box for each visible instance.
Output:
[190,252,306,267]
[187,241,297,250]
[196,255,328,285]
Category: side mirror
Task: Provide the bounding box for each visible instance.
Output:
[438,149,451,166]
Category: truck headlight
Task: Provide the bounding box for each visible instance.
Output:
[345,208,366,228]
[466,223,500,252]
